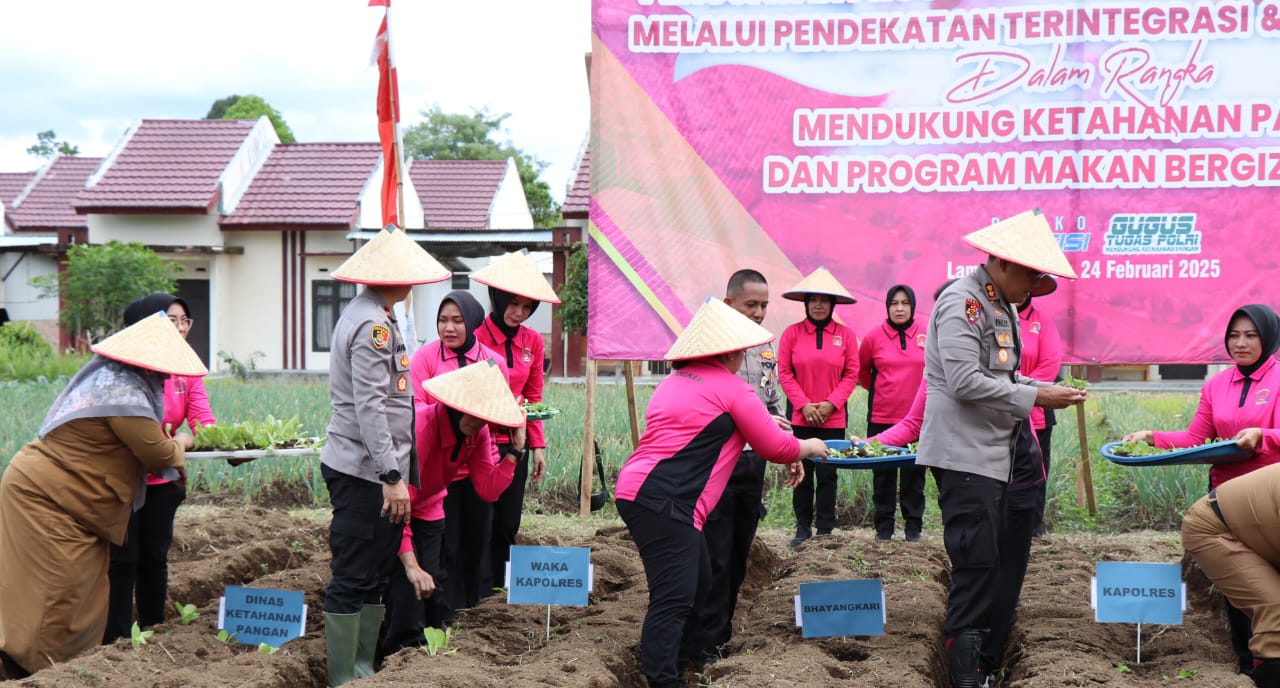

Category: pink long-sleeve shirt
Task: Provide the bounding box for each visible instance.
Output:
[858,320,926,426]
[614,359,803,530]
[475,318,545,449]
[1153,357,1280,489]
[401,402,516,554]
[777,319,859,429]
[871,379,927,449]
[149,374,216,485]
[410,339,508,481]
[1018,303,1063,431]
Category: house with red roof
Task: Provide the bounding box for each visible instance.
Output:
[1,158,99,342]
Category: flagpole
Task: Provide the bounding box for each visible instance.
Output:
[383,2,418,349]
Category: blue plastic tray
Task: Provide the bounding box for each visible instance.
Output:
[1100,440,1253,466]
[822,439,917,469]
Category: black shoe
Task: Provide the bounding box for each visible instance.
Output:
[946,629,985,688]
[816,528,833,536]
[790,525,812,549]
[1254,659,1280,687]
[905,532,922,542]
[875,532,893,541]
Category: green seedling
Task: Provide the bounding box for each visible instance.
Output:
[258,643,279,655]
[1177,669,1197,679]
[830,439,907,459]
[1060,375,1090,389]
[130,622,154,648]
[420,626,456,656]
[175,602,200,625]
[215,629,235,644]
[1111,441,1170,457]
[1114,662,1132,674]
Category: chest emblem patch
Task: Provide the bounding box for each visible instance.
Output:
[1030,322,1041,334]
[997,348,1010,364]
[965,298,983,324]
[371,324,391,350]
[522,347,533,363]
[1258,388,1271,405]
[396,375,408,392]
[917,333,926,348]
[997,331,1013,346]
[984,282,998,300]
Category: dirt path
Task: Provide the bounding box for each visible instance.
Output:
[6,508,1253,687]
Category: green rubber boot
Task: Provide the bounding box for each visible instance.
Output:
[324,612,360,687]
[355,604,386,678]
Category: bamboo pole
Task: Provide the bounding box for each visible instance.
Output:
[580,358,598,516]
[624,361,640,449]
[1074,364,1097,515]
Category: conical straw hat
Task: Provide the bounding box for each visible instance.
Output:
[782,267,856,304]
[469,251,561,304]
[421,358,524,427]
[962,209,1077,279]
[665,297,775,361]
[92,313,209,377]
[332,227,451,285]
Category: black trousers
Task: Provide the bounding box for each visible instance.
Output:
[488,444,529,596]
[439,476,493,623]
[698,450,766,656]
[981,485,1042,671]
[934,467,1007,636]
[383,518,446,655]
[617,500,711,688]
[1032,426,1053,533]
[104,480,186,642]
[868,421,926,538]
[792,426,844,532]
[322,465,404,614]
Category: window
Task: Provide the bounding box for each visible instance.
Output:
[451,272,470,290]
[313,281,357,352]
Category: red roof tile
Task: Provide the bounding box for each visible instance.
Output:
[75,119,258,212]
[8,157,102,230]
[562,146,590,218]
[0,171,36,207]
[220,143,381,229]
[409,159,507,229]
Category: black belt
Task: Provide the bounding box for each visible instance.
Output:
[1207,489,1227,526]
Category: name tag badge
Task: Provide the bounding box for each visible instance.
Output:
[994,317,1011,329]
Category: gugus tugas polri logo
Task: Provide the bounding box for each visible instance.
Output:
[1104,213,1201,255]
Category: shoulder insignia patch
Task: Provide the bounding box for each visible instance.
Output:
[965,298,983,324]
[371,324,391,350]
[984,282,998,300]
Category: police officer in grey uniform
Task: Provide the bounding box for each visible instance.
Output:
[319,228,450,687]
[916,210,1084,688]
[697,269,803,665]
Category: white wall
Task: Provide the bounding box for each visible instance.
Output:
[0,252,58,321]
[488,158,533,230]
[218,232,284,370]
[89,213,223,247]
[358,159,425,230]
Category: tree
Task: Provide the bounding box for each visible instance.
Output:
[26,130,80,161]
[402,105,561,228]
[205,94,243,120]
[31,242,180,346]
[557,242,588,334]
[219,95,295,143]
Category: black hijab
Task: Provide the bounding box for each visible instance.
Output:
[124,293,188,326]
[488,287,540,366]
[438,290,486,364]
[884,285,916,350]
[1227,304,1280,378]
[804,294,833,349]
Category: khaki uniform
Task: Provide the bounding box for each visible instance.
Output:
[0,417,183,673]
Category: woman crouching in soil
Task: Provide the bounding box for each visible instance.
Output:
[614,298,829,688]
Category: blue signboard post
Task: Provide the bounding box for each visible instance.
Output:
[506,545,593,641]
[217,586,306,647]
[1092,562,1185,662]
[795,579,885,639]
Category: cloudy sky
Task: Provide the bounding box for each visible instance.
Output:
[0,0,592,202]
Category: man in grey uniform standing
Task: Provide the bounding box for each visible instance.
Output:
[916,210,1085,688]
[697,269,802,666]
[320,228,450,687]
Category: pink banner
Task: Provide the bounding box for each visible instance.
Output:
[589,0,1280,363]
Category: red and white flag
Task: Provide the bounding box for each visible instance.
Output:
[370,0,400,229]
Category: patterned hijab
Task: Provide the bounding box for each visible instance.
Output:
[39,356,164,439]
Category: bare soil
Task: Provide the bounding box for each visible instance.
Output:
[4,503,1252,688]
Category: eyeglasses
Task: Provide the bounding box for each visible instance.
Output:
[168,316,195,328]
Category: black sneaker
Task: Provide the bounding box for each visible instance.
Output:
[905,532,922,542]
[875,533,893,541]
[790,525,812,549]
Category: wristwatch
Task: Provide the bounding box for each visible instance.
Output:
[504,446,527,463]
[378,468,402,484]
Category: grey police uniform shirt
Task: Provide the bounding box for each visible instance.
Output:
[915,265,1045,482]
[739,341,783,451]
[319,288,417,486]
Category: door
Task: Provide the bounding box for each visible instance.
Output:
[177,279,211,367]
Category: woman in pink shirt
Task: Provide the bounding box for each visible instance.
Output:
[859,284,927,541]
[401,291,507,629]
[616,298,828,688]
[382,360,524,656]
[105,294,216,643]
[777,267,859,547]
[1125,304,1280,677]
[470,251,560,597]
